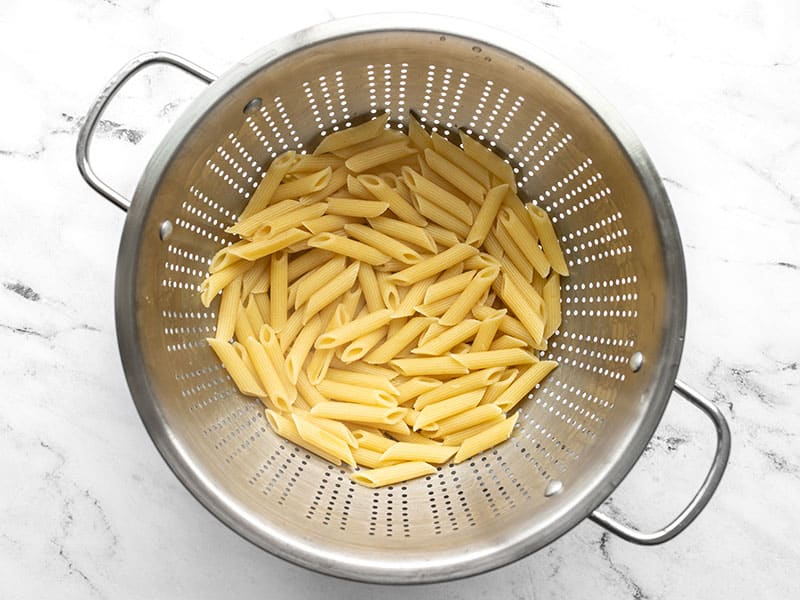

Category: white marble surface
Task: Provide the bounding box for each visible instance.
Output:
[1,0,798,597]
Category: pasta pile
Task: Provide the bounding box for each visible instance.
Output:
[200,113,568,488]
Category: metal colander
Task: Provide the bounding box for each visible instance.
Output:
[76,15,730,584]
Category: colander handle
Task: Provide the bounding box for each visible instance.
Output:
[589,379,731,545]
[76,52,216,211]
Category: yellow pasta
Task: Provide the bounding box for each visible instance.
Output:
[389,243,478,286]
[350,461,436,488]
[315,112,390,154]
[215,276,242,341]
[200,113,568,487]
[344,223,421,264]
[453,412,519,464]
[526,203,569,276]
[368,216,436,252]
[379,442,457,464]
[326,197,389,218]
[308,232,390,266]
[239,151,297,220]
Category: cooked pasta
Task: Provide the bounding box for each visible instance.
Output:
[199,112,568,487]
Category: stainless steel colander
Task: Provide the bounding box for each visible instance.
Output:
[76,15,731,583]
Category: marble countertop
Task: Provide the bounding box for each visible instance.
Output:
[1,0,798,597]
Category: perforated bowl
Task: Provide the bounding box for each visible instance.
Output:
[76,15,730,583]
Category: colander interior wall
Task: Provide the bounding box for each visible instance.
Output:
[119,24,685,580]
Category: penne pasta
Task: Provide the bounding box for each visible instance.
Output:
[408,116,433,151]
[413,194,471,239]
[526,203,569,276]
[215,277,242,341]
[326,197,389,218]
[390,356,469,377]
[358,174,428,227]
[379,442,457,464]
[412,319,481,356]
[466,184,508,246]
[239,151,297,220]
[317,379,396,407]
[345,140,416,173]
[414,368,504,410]
[266,410,342,465]
[350,461,436,488]
[271,167,332,202]
[200,259,251,307]
[441,415,506,446]
[459,131,516,187]
[489,335,529,351]
[498,206,550,278]
[439,266,500,326]
[228,228,311,262]
[315,308,394,349]
[433,403,504,438]
[311,401,405,425]
[368,216,436,252]
[364,316,435,364]
[340,327,387,363]
[375,272,400,311]
[453,412,519,464]
[430,132,491,188]
[423,269,476,304]
[308,232,390,266]
[285,314,322,384]
[403,167,473,225]
[292,413,356,466]
[251,202,327,239]
[542,272,562,339]
[206,337,265,397]
[481,368,518,405]
[344,223,421,264]
[389,243,478,286]
[395,276,436,317]
[413,389,484,431]
[471,308,505,352]
[450,348,536,370]
[294,255,347,309]
[302,262,360,323]
[269,251,289,331]
[423,148,485,203]
[314,113,390,154]
[493,361,558,412]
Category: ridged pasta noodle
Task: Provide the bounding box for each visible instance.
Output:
[199,113,568,487]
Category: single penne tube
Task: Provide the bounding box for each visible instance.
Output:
[466,184,508,246]
[357,263,384,312]
[471,308,506,352]
[498,206,550,277]
[228,228,311,261]
[294,255,347,309]
[472,304,537,346]
[332,129,409,159]
[412,319,481,356]
[453,412,519,464]
[344,223,421,264]
[316,379,397,407]
[389,243,478,286]
[350,461,436,488]
[285,314,322,384]
[387,316,407,339]
[229,199,300,237]
[249,263,271,294]
[379,442,457,464]
[403,167,473,225]
[394,276,435,317]
[451,342,472,354]
[268,251,289,331]
[345,140,416,173]
[234,302,256,342]
[334,359,399,380]
[326,197,390,218]
[423,148,485,203]
[526,203,569,276]
[493,274,546,343]
[308,232,390,266]
[433,404,504,438]
[418,323,447,347]
[414,389,484,431]
[464,252,501,271]
[450,348,536,371]
[402,408,437,432]
[306,302,350,383]
[480,368,518,405]
[315,308,394,349]
[215,276,242,341]
[299,165,348,205]
[340,326,387,363]
[426,224,461,249]
[542,272,562,339]
[358,174,428,227]
[296,369,329,407]
[408,115,433,151]
[390,356,469,377]
[237,257,267,298]
[489,335,529,351]
[314,112,390,154]
[430,132,491,188]
[292,414,356,467]
[395,377,441,403]
[206,338,265,397]
[459,132,516,187]
[200,260,251,306]
[265,410,342,465]
[252,292,270,324]
[493,224,535,281]
[251,202,328,239]
[289,153,345,173]
[364,316,435,364]
[241,336,291,406]
[325,368,399,395]
[352,429,395,452]
[388,431,442,445]
[374,259,408,273]
[494,361,558,412]
[310,401,405,425]
[439,266,500,326]
[301,214,360,235]
[239,151,297,220]
[482,231,505,261]
[271,167,332,202]
[287,248,333,282]
[302,262,360,323]
[499,256,545,314]
[423,270,476,304]
[258,324,296,402]
[441,415,506,446]
[368,216,436,252]
[375,272,400,311]
[414,368,503,410]
[413,194,471,239]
